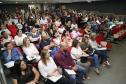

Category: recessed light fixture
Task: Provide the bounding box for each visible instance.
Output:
[16,2,18,4]
[32,2,34,3]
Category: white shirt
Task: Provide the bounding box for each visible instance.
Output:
[89,39,107,50]
[89,39,98,49]
[71,24,78,29]
[14,34,27,46]
[71,47,83,60]
[38,57,57,78]
[22,43,39,56]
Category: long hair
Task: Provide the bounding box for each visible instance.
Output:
[13,60,22,76]
[40,50,50,66]
[23,37,30,47]
[72,39,79,48]
[81,37,88,44]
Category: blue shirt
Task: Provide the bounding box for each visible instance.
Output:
[2,48,22,63]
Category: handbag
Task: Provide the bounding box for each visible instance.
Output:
[80,57,88,63]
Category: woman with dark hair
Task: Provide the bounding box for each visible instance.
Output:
[38,50,71,84]
[12,60,40,84]
[70,39,91,79]
[14,29,27,46]
[80,37,100,75]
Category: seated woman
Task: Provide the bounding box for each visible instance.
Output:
[39,33,52,50]
[14,29,27,47]
[79,24,91,37]
[70,39,91,79]
[28,27,41,49]
[2,42,23,64]
[22,37,40,62]
[80,37,100,75]
[38,50,71,84]
[89,34,110,67]
[12,60,40,84]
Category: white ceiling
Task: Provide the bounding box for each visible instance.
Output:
[0,0,102,4]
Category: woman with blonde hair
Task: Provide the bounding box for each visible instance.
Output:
[22,37,40,62]
[38,50,71,84]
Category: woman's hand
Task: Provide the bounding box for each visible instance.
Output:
[52,70,60,77]
[47,69,60,77]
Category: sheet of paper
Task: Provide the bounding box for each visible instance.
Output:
[96,47,107,50]
[65,69,76,75]
[48,75,62,82]
[4,61,14,68]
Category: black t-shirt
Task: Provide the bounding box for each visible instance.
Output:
[12,65,35,84]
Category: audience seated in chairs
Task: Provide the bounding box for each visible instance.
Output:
[1,7,126,84]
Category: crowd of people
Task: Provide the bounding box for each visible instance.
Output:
[0,7,126,84]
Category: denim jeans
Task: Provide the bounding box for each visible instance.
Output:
[76,65,86,81]
[63,65,85,84]
[89,54,100,68]
[63,69,76,84]
[95,50,108,64]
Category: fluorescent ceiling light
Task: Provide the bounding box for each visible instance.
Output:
[0,2,3,3]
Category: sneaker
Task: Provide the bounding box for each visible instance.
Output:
[95,68,100,75]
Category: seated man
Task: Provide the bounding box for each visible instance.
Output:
[54,42,85,84]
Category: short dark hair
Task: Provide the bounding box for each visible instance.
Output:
[16,29,22,35]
